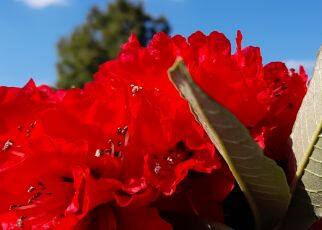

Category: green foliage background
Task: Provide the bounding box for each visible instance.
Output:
[56,0,170,89]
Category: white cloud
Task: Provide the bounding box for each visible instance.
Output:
[285,59,315,76]
[17,0,69,9]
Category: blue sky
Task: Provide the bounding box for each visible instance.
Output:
[0,0,321,87]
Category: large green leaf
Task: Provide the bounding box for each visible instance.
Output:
[168,59,291,230]
[282,47,322,229]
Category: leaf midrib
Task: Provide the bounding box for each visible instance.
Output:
[294,119,322,191]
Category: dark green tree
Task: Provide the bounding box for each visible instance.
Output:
[56,0,170,89]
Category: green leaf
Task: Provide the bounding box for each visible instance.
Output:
[282,47,322,229]
[168,59,291,230]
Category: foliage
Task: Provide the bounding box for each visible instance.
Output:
[282,47,322,229]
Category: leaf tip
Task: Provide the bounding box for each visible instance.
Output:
[168,57,184,75]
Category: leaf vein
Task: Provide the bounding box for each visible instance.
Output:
[304,168,322,178]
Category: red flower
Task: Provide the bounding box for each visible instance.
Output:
[0,33,227,228]
[0,30,307,229]
[94,33,224,196]
[154,165,234,222]
[0,81,167,229]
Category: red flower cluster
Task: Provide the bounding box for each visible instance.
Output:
[173,31,307,179]
[0,31,307,229]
